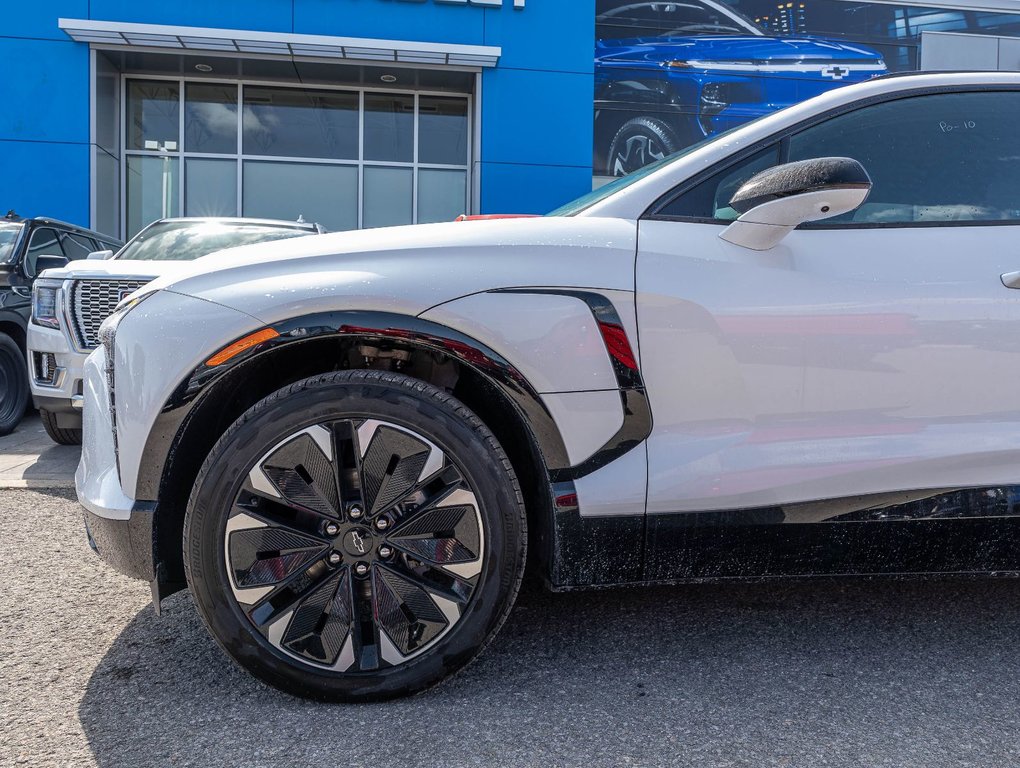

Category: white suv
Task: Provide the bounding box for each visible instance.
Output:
[77,73,1020,701]
[29,217,323,443]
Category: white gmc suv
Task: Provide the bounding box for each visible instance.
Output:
[76,73,1020,702]
[28,217,323,443]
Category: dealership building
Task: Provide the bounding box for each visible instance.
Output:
[2,0,1020,240]
[3,1,592,239]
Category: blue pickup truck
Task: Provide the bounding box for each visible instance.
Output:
[595,0,887,175]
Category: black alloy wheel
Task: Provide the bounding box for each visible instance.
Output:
[185,370,527,701]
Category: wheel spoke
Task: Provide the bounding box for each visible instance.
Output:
[381,464,463,529]
[257,427,342,517]
[280,567,355,666]
[388,500,480,566]
[226,505,331,590]
[349,569,381,671]
[248,558,334,629]
[236,490,334,538]
[382,550,474,605]
[333,420,366,515]
[357,422,439,517]
[372,564,455,659]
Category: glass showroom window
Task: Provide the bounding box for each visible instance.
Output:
[123,78,471,237]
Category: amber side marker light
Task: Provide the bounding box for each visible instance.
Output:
[205,328,280,367]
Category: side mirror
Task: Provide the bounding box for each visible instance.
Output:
[87,249,114,260]
[720,157,872,251]
[32,254,69,276]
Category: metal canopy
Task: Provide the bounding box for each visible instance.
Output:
[58,18,502,67]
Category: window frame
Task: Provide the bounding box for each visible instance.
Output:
[120,74,473,239]
[22,226,65,278]
[60,231,100,261]
[643,83,1020,230]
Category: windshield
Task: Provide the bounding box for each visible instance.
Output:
[549,128,734,217]
[548,118,769,217]
[116,221,313,261]
[0,222,23,264]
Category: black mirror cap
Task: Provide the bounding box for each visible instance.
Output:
[32,254,69,277]
[729,157,872,215]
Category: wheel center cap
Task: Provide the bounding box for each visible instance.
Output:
[342,527,374,558]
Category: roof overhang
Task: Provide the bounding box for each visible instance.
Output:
[58,18,501,67]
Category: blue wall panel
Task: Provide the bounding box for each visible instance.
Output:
[479,67,593,168]
[483,0,593,73]
[0,38,89,143]
[0,140,90,225]
[3,2,89,40]
[295,0,485,44]
[480,162,591,214]
[87,0,294,32]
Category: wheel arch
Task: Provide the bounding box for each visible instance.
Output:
[146,311,571,598]
[0,317,27,353]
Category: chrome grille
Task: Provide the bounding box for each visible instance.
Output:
[99,320,119,464]
[71,279,151,349]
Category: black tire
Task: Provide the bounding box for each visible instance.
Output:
[40,408,82,445]
[0,333,28,437]
[606,116,685,177]
[184,370,527,702]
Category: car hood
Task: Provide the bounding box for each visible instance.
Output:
[141,216,639,325]
[38,258,197,281]
[596,35,885,63]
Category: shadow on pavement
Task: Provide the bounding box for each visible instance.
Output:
[79,578,1020,768]
[19,443,80,486]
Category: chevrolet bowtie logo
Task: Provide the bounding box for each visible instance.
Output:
[822,65,850,80]
[350,530,366,555]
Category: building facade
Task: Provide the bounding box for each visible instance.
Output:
[1,1,594,238]
[4,1,1020,241]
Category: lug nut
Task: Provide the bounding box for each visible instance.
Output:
[379,545,393,559]
[348,505,364,520]
[375,517,390,531]
[354,562,370,577]
[324,522,340,537]
[327,552,342,566]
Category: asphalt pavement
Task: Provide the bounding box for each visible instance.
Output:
[3,485,1020,767]
[0,414,79,489]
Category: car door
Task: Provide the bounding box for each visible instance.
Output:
[637,87,1020,515]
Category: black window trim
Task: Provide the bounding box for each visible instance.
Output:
[643,83,1020,230]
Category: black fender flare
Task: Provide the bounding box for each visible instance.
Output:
[138,303,650,587]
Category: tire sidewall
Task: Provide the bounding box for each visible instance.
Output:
[0,334,28,435]
[185,373,525,701]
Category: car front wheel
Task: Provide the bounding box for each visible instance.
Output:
[184,370,527,702]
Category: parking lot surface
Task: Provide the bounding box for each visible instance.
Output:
[0,415,79,489]
[4,486,1020,767]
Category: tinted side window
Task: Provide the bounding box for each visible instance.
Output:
[790,91,1020,225]
[24,228,63,277]
[61,233,96,260]
[656,146,781,220]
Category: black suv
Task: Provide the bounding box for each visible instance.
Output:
[0,212,121,435]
